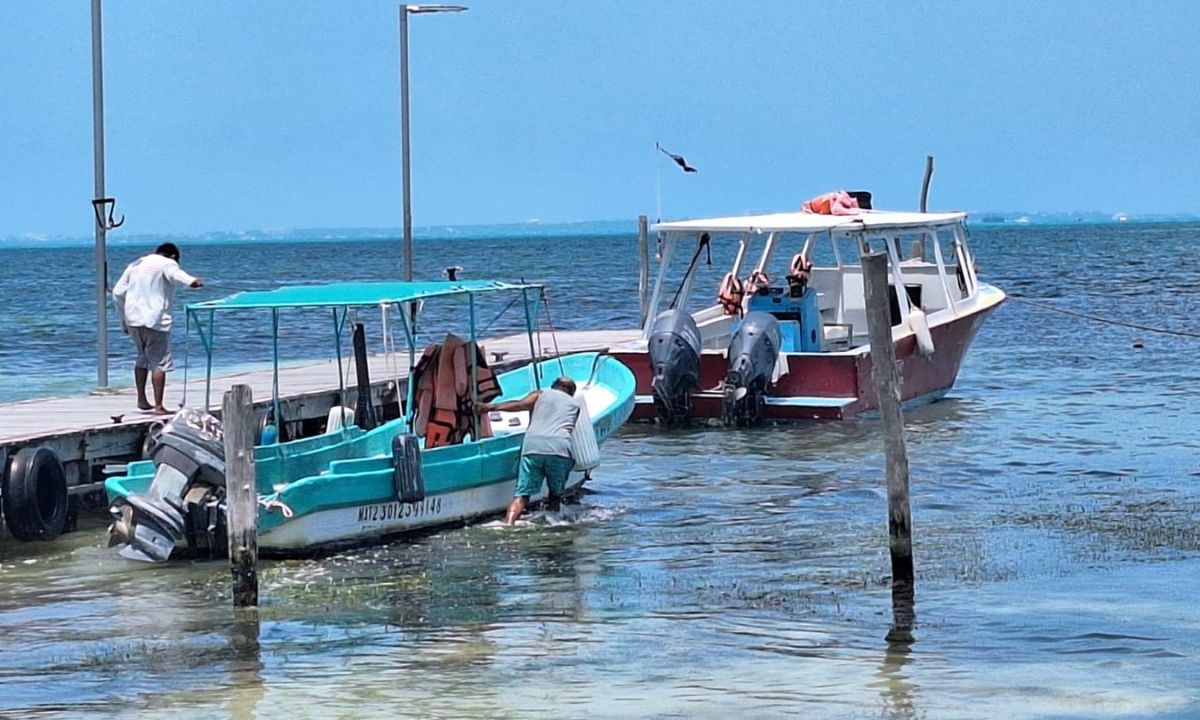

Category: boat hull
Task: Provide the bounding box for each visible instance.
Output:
[615,288,1003,421]
[257,470,586,553]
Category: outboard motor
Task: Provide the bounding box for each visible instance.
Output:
[108,409,228,563]
[647,310,702,425]
[722,311,782,426]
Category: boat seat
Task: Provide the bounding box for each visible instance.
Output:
[488,410,529,437]
[778,321,803,353]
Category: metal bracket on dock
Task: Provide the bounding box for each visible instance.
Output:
[91,197,125,231]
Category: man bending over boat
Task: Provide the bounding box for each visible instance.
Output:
[112,243,204,415]
[480,376,580,524]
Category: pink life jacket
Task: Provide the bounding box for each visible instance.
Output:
[802,190,860,216]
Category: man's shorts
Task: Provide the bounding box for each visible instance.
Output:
[129,327,173,372]
[515,453,574,498]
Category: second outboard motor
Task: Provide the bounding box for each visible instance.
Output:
[647,310,702,424]
[108,408,227,563]
[722,311,782,426]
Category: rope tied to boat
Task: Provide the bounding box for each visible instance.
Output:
[1008,294,1200,341]
[257,495,294,518]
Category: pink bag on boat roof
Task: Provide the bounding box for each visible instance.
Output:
[802,190,860,216]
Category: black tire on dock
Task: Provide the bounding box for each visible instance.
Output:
[2,446,69,541]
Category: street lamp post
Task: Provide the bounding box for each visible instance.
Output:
[399,4,466,282]
[91,0,110,389]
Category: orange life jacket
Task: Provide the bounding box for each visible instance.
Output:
[802,190,860,216]
[745,270,770,296]
[787,253,812,294]
[718,272,745,316]
[413,334,501,448]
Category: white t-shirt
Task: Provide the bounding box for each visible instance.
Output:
[112,253,198,332]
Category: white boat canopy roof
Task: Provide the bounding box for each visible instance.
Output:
[652,209,967,235]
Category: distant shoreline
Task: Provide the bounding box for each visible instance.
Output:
[3,215,1198,250]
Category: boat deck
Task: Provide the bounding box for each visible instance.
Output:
[0,329,641,487]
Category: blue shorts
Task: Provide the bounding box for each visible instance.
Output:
[515,454,574,498]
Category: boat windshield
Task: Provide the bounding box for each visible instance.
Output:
[643,211,980,348]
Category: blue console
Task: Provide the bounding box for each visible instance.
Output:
[745,286,823,352]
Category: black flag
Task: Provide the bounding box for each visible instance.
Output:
[656,142,697,173]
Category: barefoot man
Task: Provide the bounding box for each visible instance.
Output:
[112,243,203,414]
[480,377,580,524]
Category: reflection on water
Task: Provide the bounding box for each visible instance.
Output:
[3,223,1200,717]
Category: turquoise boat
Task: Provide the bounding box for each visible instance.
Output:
[105,280,636,562]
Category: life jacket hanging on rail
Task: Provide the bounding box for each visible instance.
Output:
[718,272,745,316]
[787,253,812,296]
[412,333,501,448]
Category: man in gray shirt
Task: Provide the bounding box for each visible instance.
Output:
[480,376,580,524]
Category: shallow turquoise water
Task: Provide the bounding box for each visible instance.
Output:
[2,223,1200,718]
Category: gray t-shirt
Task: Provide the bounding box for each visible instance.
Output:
[522,388,580,458]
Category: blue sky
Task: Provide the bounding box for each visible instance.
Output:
[2,1,1197,237]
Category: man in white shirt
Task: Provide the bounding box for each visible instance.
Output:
[112,243,204,414]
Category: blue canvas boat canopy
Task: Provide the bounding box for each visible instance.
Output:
[188,280,544,312]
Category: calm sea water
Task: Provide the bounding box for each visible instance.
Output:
[2,222,1200,718]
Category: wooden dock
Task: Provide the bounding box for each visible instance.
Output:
[0,329,641,494]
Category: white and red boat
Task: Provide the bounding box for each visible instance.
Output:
[611,204,1005,423]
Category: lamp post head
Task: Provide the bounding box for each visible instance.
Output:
[404,4,468,14]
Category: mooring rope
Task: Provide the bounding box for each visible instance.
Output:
[1008,294,1200,340]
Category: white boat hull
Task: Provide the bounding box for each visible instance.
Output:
[259,471,588,552]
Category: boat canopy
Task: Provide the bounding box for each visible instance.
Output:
[188,280,543,312]
[652,209,967,236]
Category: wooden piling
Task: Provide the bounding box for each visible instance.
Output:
[222,384,259,607]
[919,155,934,213]
[637,215,650,326]
[352,322,377,430]
[861,252,915,627]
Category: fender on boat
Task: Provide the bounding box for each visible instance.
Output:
[570,398,600,471]
[392,433,425,504]
[908,308,935,356]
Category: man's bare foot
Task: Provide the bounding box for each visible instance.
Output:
[137,400,153,411]
[151,406,172,416]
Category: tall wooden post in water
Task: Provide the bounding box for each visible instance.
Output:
[637,215,650,325]
[919,155,934,213]
[861,252,915,638]
[223,384,259,607]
